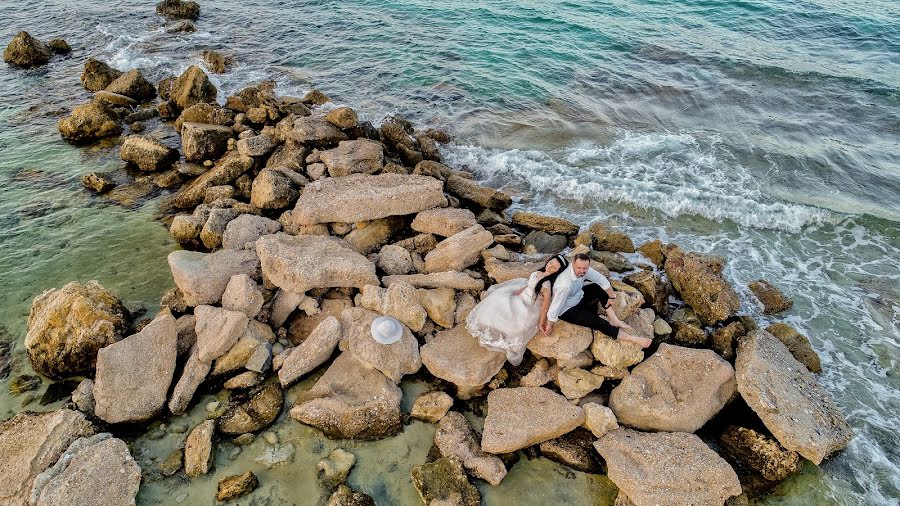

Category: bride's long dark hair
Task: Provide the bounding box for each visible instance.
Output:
[534,254,568,300]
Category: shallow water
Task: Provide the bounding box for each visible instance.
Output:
[0,0,898,504]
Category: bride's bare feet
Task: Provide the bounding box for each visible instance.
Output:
[617,331,652,349]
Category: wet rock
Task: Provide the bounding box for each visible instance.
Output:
[81,58,121,91]
[165,19,196,33]
[735,330,851,464]
[292,173,444,225]
[638,239,666,266]
[257,233,378,293]
[411,391,454,423]
[3,31,51,67]
[765,323,822,373]
[320,139,384,177]
[435,411,507,485]
[523,230,567,253]
[317,448,355,489]
[104,69,156,101]
[170,65,217,110]
[290,352,402,439]
[590,335,644,369]
[589,223,635,253]
[539,428,603,474]
[81,171,115,193]
[171,151,253,208]
[512,212,579,235]
[156,0,200,19]
[582,402,618,438]
[424,225,493,273]
[359,283,427,332]
[665,248,740,325]
[168,346,212,415]
[421,324,505,389]
[167,249,260,307]
[445,174,511,210]
[326,484,375,506]
[222,214,281,250]
[158,448,183,476]
[300,89,330,105]
[711,321,746,361]
[93,313,178,423]
[411,457,480,506]
[181,122,232,162]
[749,279,792,314]
[25,280,128,379]
[596,429,742,506]
[411,208,478,238]
[185,419,215,477]
[556,367,604,400]
[254,442,295,468]
[218,383,283,434]
[9,374,42,396]
[215,471,258,501]
[719,425,801,482]
[57,100,121,142]
[201,49,229,73]
[481,387,584,454]
[377,244,414,275]
[609,344,736,433]
[29,433,140,506]
[278,316,341,387]
[46,39,70,54]
[0,410,94,505]
[623,270,668,314]
[338,307,421,382]
[527,320,593,361]
[120,135,178,171]
[672,321,707,347]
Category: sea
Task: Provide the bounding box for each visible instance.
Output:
[0,0,897,504]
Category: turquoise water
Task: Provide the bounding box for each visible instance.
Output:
[1,0,898,504]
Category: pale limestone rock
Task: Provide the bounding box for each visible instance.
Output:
[221,274,264,318]
[582,403,618,438]
[168,249,260,307]
[556,367,604,400]
[194,305,250,363]
[168,345,211,415]
[527,320,593,361]
[424,225,493,273]
[591,334,644,369]
[320,139,384,177]
[421,324,505,389]
[338,307,421,382]
[359,283,427,332]
[435,412,507,485]
[411,391,454,423]
[278,316,342,387]
[411,208,477,237]
[417,288,456,328]
[383,271,484,291]
[481,387,584,454]
[256,233,378,293]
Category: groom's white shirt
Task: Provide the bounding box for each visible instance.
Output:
[546,264,611,322]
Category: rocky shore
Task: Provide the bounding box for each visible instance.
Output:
[2,2,853,504]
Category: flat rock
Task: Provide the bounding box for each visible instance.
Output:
[481,387,584,454]
[168,249,260,307]
[411,208,478,237]
[435,411,507,485]
[256,233,378,293]
[185,420,214,477]
[411,391,454,423]
[339,307,421,382]
[93,313,178,424]
[445,174,511,210]
[291,174,444,225]
[528,320,593,361]
[320,139,384,177]
[511,212,579,235]
[735,330,852,464]
[287,117,348,145]
[120,135,178,171]
[609,344,736,433]
[425,225,493,273]
[595,429,742,506]
[278,316,342,387]
[665,248,740,325]
[359,283,427,332]
[421,324,505,388]
[170,151,253,209]
[383,271,484,291]
[484,258,545,284]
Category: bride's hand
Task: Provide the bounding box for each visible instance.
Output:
[513,287,526,296]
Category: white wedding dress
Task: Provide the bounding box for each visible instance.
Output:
[466,271,544,366]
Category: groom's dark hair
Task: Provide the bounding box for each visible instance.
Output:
[573,252,591,263]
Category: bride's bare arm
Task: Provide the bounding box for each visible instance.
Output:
[538,285,552,323]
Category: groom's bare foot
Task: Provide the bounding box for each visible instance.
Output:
[617,332,652,349]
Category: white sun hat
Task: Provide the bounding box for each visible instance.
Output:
[371,316,403,345]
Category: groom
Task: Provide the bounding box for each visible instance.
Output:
[540,253,651,348]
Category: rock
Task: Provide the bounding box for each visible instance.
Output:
[512,212,579,235]
[748,280,793,314]
[591,251,634,273]
[319,139,384,177]
[359,283,427,332]
[218,383,283,434]
[411,457,480,506]
[104,69,156,101]
[119,135,178,171]
[185,420,215,477]
[445,174,511,210]
[46,39,70,54]
[286,117,348,145]
[212,331,263,376]
[672,321,707,347]
[556,367,604,400]
[520,359,557,387]
[711,321,746,361]
[326,484,374,506]
[174,103,235,132]
[589,223,635,253]
[8,374,41,396]
[199,207,240,249]
[81,172,116,193]
[81,58,121,91]
[417,287,456,328]
[609,344,736,433]
[527,320,593,361]
[338,307,421,382]
[3,31,51,67]
[0,410,94,505]
[278,316,342,386]
[424,225,493,273]
[653,318,672,336]
[582,402,618,438]
[623,270,668,315]
[344,217,403,255]
[57,100,121,142]
[411,208,478,238]
[317,448,356,488]
[393,233,439,255]
[168,346,211,415]
[719,425,802,482]
[481,387,584,454]
[158,448,183,476]
[290,353,402,439]
[224,370,263,389]
[377,244,414,275]
[421,324,505,389]
[195,305,250,363]
[221,274,264,318]
[236,134,277,158]
[181,122,232,162]
[93,90,137,107]
[383,271,483,291]
[28,433,140,506]
[665,248,740,325]
[411,391,454,423]
[539,428,603,474]
[156,0,200,18]
[216,471,258,502]
[596,429,742,506]
[170,151,253,208]
[266,140,307,171]
[735,330,851,464]
[638,239,666,266]
[71,379,95,415]
[165,19,195,33]
[523,230,567,253]
[223,214,281,250]
[168,249,260,307]
[93,313,178,423]
[483,258,544,284]
[590,334,644,369]
[254,442,295,468]
[434,411,507,485]
[170,65,217,110]
[301,89,330,105]
[256,233,378,293]
[292,174,444,225]
[25,280,128,379]
[324,107,359,129]
[201,49,229,73]
[765,323,822,373]
[250,169,298,210]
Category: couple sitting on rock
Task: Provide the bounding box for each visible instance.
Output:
[466,252,652,365]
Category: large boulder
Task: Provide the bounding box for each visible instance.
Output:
[435,412,507,485]
[589,223,635,253]
[25,281,129,379]
[765,323,821,373]
[527,320,593,361]
[222,214,281,250]
[236,134,277,158]
[0,410,94,505]
[93,313,178,424]
[104,69,156,101]
[291,174,444,225]
[58,100,121,143]
[286,117,348,146]
[218,382,283,434]
[735,330,852,464]
[3,31,51,67]
[359,283,427,332]
[278,316,342,386]
[250,169,298,210]
[424,225,493,273]
[120,135,178,171]
[481,387,584,454]
[511,212,579,235]
[382,271,483,291]
[290,352,402,439]
[170,65,216,110]
[445,174,511,210]
[181,122,232,162]
[80,58,122,92]
[320,139,384,177]
[167,249,260,307]
[609,344,736,433]
[411,208,478,237]
[156,0,200,18]
[256,233,378,293]
[194,305,250,363]
[595,429,742,506]
[28,433,140,506]
[665,248,740,325]
[421,324,505,389]
[338,307,421,382]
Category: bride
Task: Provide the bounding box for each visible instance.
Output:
[466,254,568,366]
